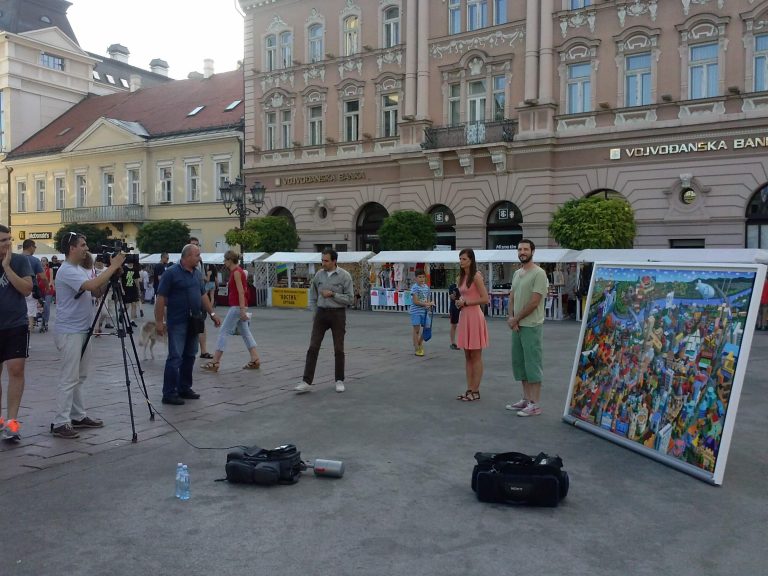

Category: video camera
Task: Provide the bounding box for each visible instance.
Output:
[96,240,140,266]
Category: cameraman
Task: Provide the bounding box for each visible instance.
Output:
[51,232,125,439]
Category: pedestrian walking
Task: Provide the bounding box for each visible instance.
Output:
[0,224,34,442]
[455,248,489,402]
[295,249,354,394]
[505,239,549,417]
[154,243,221,405]
[201,250,261,372]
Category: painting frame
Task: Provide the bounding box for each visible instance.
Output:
[562,261,766,485]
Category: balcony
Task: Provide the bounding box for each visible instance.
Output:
[421,119,516,150]
[61,204,146,224]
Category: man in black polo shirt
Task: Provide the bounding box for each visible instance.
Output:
[154,243,221,405]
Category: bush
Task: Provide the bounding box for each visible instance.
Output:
[225,216,300,252]
[378,210,436,251]
[549,196,636,250]
[136,220,191,254]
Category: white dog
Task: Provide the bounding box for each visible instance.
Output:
[138,321,166,359]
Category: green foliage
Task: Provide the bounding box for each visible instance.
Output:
[54,224,112,253]
[549,196,636,250]
[378,210,436,251]
[135,220,191,253]
[225,216,299,252]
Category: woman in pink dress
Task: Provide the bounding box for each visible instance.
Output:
[455,248,489,401]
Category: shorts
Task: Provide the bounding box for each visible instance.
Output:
[449,303,459,325]
[410,311,428,326]
[26,295,38,318]
[0,325,30,362]
[511,324,544,383]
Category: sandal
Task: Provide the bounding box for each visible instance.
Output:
[200,352,213,359]
[201,361,219,372]
[456,389,472,401]
[243,360,261,370]
[458,390,480,402]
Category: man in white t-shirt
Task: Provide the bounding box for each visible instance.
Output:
[51,232,125,439]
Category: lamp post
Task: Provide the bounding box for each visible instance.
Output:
[219,177,266,253]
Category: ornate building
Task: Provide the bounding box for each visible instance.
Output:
[240,0,768,251]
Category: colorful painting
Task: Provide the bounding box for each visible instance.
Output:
[563,262,766,484]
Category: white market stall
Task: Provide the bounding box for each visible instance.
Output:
[263,251,373,308]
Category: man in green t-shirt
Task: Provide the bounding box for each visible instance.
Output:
[506,239,549,417]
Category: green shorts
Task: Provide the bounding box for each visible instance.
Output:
[511,324,543,383]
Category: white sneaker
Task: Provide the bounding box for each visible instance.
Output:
[294,381,312,394]
[506,398,529,411]
[335,380,345,393]
[517,402,542,417]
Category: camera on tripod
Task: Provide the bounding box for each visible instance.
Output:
[96,240,140,266]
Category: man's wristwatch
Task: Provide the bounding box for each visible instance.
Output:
[209,312,217,318]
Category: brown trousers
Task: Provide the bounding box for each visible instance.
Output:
[303,308,346,384]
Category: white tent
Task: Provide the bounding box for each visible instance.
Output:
[368,250,460,264]
[577,248,768,264]
[265,251,373,264]
[140,253,181,264]
[476,248,580,263]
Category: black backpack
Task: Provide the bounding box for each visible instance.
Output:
[225,444,303,485]
[472,451,569,507]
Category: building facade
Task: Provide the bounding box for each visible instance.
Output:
[240,0,768,252]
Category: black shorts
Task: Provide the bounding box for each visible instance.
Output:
[449,304,460,325]
[0,325,30,362]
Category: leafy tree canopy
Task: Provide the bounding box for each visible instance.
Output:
[135,220,191,254]
[225,216,300,253]
[54,224,113,254]
[548,196,636,250]
[378,210,436,251]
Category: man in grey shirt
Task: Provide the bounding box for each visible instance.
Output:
[295,248,354,394]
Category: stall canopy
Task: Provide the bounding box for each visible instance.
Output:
[476,248,580,263]
[140,253,181,264]
[577,248,768,264]
[368,250,460,264]
[265,251,373,264]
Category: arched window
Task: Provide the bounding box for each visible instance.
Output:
[308,24,323,63]
[356,202,389,252]
[486,201,523,249]
[270,206,296,229]
[265,35,277,71]
[586,188,625,201]
[429,205,456,249]
[344,16,359,56]
[746,184,768,248]
[280,31,293,68]
[383,7,400,48]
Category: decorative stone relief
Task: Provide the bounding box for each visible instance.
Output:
[430,27,525,59]
[260,71,295,91]
[306,8,322,24]
[338,57,363,79]
[682,0,725,16]
[426,153,443,178]
[617,1,658,27]
[468,57,484,76]
[488,146,507,174]
[341,0,360,18]
[303,65,326,84]
[376,48,403,71]
[456,149,474,176]
[267,15,288,32]
[560,9,596,38]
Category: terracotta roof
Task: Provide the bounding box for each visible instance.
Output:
[7,69,244,159]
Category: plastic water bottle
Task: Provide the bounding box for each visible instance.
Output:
[175,463,183,499]
[180,465,190,501]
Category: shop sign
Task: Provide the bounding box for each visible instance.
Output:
[29,232,53,240]
[610,136,768,160]
[278,171,366,186]
[272,287,309,308]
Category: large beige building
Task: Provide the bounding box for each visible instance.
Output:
[239,0,768,252]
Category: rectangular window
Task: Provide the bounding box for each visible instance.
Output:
[186,164,200,202]
[344,16,359,56]
[494,0,507,25]
[344,99,360,142]
[309,25,323,63]
[159,167,173,203]
[281,110,292,148]
[40,52,64,71]
[567,62,592,114]
[493,75,506,121]
[76,175,87,207]
[309,105,323,145]
[467,0,488,31]
[265,35,277,71]
[103,172,114,206]
[384,7,400,48]
[280,31,293,68]
[449,0,461,34]
[382,94,399,137]
[128,169,141,204]
[570,0,591,8]
[55,176,66,210]
[266,112,277,150]
[754,34,768,92]
[626,52,652,107]
[449,83,461,126]
[689,42,718,99]
[215,160,230,201]
[468,80,487,122]
[36,179,46,211]
[17,181,27,213]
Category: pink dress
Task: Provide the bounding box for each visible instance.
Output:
[457,273,489,350]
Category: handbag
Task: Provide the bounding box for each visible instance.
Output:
[421,308,433,341]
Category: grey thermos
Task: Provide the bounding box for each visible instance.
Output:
[312,459,345,478]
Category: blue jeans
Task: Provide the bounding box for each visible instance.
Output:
[163,323,198,398]
[215,307,257,352]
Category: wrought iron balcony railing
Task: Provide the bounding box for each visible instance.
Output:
[61,204,146,224]
[421,119,516,150]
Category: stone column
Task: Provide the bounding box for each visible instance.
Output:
[405,0,417,118]
[538,0,555,104]
[416,0,430,119]
[524,0,540,104]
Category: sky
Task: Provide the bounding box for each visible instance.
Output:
[67,0,245,80]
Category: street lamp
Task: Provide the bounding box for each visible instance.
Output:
[219,177,266,230]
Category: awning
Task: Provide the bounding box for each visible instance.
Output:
[475,249,580,263]
[576,249,768,264]
[264,251,373,264]
[140,253,181,264]
[368,250,460,264]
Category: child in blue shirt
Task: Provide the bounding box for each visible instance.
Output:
[410,269,432,356]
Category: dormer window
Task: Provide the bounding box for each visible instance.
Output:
[188,106,205,116]
[93,70,101,80]
[106,74,115,84]
[225,100,242,111]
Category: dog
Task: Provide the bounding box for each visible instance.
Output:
[139,321,166,359]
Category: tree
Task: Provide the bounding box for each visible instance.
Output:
[54,224,113,253]
[378,210,436,251]
[135,220,191,253]
[548,196,636,250]
[225,216,300,253]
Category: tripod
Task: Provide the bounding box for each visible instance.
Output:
[82,274,155,443]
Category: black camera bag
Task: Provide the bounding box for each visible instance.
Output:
[225,444,302,485]
[471,451,569,507]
